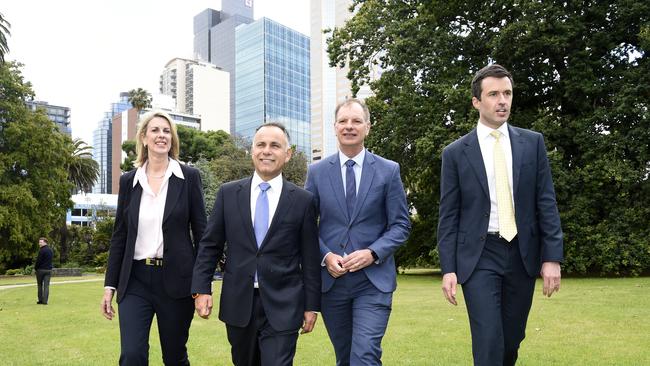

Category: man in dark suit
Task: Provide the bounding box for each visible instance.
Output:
[192,122,321,366]
[305,99,411,365]
[438,64,564,365]
[35,237,53,305]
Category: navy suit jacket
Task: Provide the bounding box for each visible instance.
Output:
[437,125,564,284]
[305,150,411,293]
[104,164,207,302]
[191,177,321,332]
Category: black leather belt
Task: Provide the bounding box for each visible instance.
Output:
[143,258,163,266]
[487,232,507,241]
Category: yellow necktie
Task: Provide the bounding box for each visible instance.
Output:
[491,130,517,241]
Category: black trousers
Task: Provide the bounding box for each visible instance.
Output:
[462,236,536,366]
[118,260,194,366]
[36,269,52,304]
[226,289,299,366]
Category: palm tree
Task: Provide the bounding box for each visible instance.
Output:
[0,12,11,63]
[67,138,99,194]
[127,88,152,112]
[59,138,99,264]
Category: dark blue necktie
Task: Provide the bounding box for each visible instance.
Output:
[345,160,356,218]
[254,182,271,248]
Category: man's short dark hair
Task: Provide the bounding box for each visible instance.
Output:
[255,122,291,146]
[471,64,514,100]
[334,98,370,124]
[39,237,48,244]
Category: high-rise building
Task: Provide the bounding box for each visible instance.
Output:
[26,100,72,136]
[309,0,373,161]
[92,92,131,194]
[159,58,230,133]
[235,17,311,159]
[193,0,254,132]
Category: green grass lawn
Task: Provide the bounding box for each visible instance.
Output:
[1,273,648,365]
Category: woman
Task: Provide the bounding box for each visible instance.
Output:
[101,110,206,365]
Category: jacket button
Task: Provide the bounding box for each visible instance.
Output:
[484,212,489,217]
[480,236,485,241]
[256,253,261,257]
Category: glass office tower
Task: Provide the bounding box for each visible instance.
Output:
[235,18,311,159]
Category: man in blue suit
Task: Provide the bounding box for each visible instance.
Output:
[305,99,411,365]
[438,64,564,365]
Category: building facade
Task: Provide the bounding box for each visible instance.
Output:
[159,58,230,133]
[193,0,254,132]
[92,92,131,194]
[309,0,374,161]
[235,17,311,159]
[67,193,118,227]
[26,100,72,136]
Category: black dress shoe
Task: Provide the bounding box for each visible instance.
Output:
[37,301,42,304]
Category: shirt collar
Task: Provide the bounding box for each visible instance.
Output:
[251,171,283,193]
[339,149,365,168]
[477,121,510,142]
[133,158,184,187]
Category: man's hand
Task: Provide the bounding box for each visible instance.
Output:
[325,253,348,278]
[441,272,458,306]
[340,249,374,272]
[301,311,318,334]
[541,262,561,297]
[100,288,116,320]
[194,294,213,319]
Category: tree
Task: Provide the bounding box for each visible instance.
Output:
[56,137,99,264]
[328,0,650,274]
[177,126,232,163]
[0,62,74,271]
[0,12,10,63]
[127,88,152,112]
[67,138,99,194]
[120,140,136,172]
[284,146,308,187]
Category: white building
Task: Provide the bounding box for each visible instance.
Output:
[160,58,230,133]
[67,194,118,226]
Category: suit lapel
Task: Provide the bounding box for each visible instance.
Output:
[462,129,490,199]
[351,150,376,222]
[162,175,182,224]
[237,178,257,249]
[128,180,143,231]
[508,125,524,198]
[260,179,295,249]
[327,154,349,221]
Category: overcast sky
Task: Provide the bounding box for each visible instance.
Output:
[3,0,310,144]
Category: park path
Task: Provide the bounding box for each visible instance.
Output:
[0,278,103,290]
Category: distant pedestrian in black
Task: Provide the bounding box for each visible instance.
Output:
[35,237,53,305]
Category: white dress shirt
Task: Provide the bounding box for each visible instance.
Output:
[250,172,283,230]
[339,149,365,196]
[250,172,283,288]
[132,158,184,260]
[477,121,514,233]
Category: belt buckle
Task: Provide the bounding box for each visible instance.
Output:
[145,258,162,266]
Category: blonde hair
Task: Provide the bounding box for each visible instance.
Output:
[134,110,180,167]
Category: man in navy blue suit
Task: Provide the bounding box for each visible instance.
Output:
[305,99,411,365]
[438,64,564,365]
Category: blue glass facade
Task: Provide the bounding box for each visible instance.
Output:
[235,18,311,159]
[92,92,131,194]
